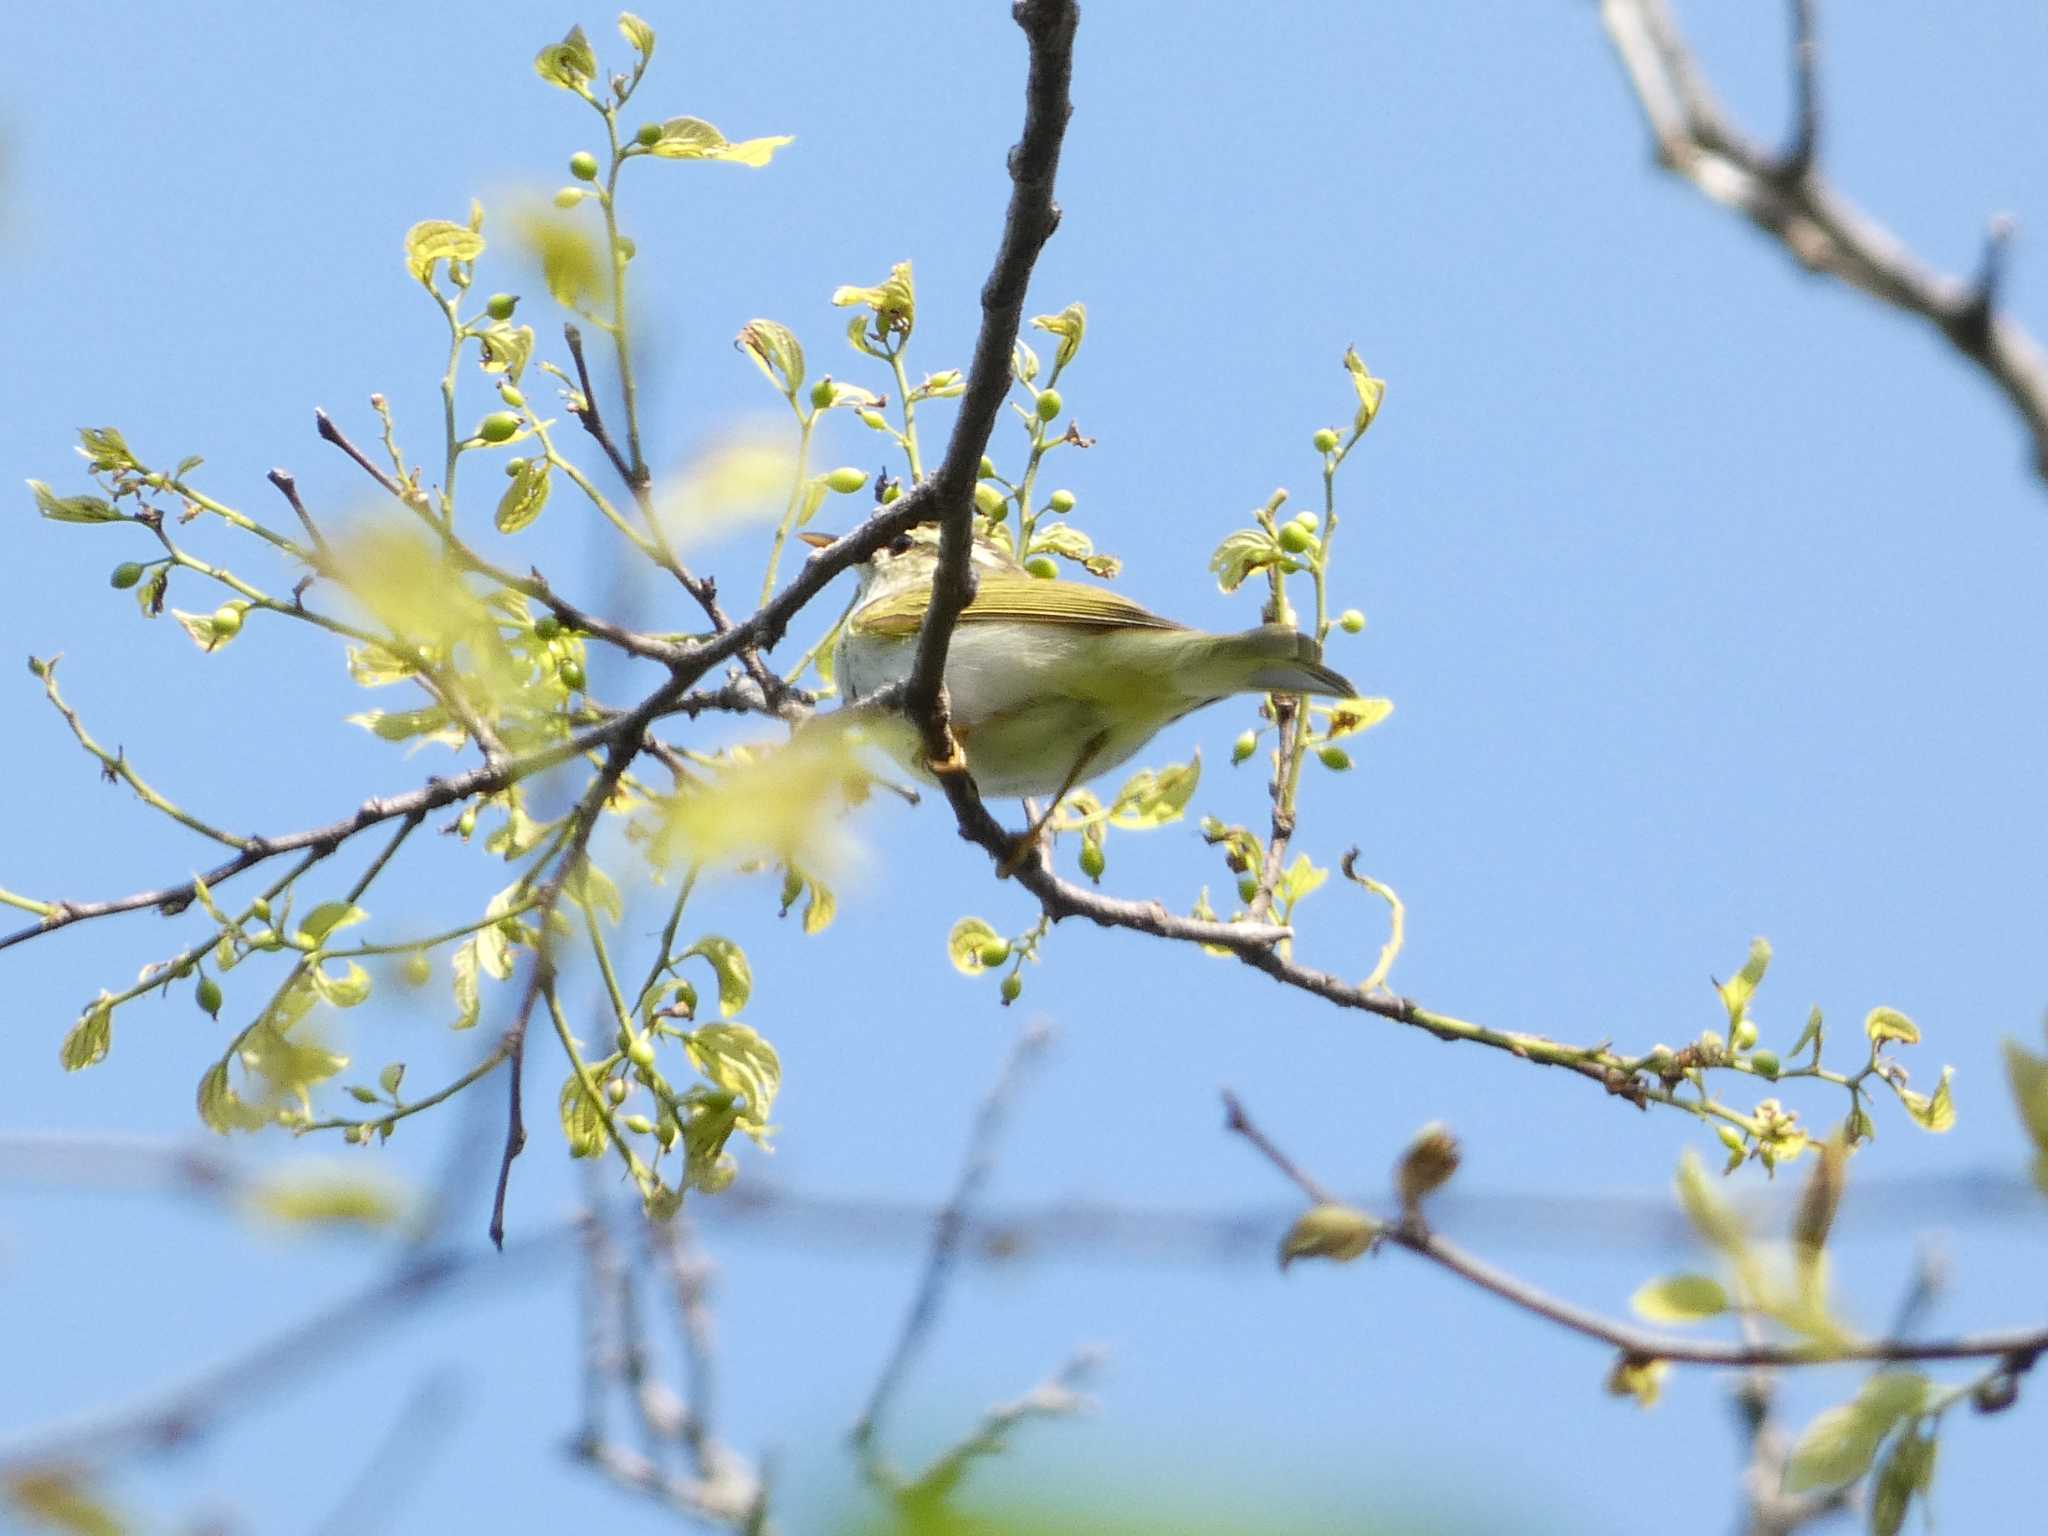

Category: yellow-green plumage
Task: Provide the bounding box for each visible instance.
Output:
[834,531,1356,798]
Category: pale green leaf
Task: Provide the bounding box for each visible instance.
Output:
[494,456,551,535]
[559,1070,609,1158]
[1869,1427,1937,1536]
[1322,697,1395,740]
[60,997,114,1071]
[685,1023,781,1127]
[76,426,138,472]
[1629,1272,1729,1323]
[404,219,486,283]
[28,479,121,524]
[1895,1065,1956,1132]
[1343,347,1386,433]
[533,25,597,91]
[2001,1037,2048,1155]
[736,319,804,398]
[948,916,1001,975]
[1109,756,1201,830]
[618,11,655,56]
[643,116,793,167]
[1784,1372,1930,1492]
[1674,1148,1747,1254]
[1030,301,1087,372]
[1209,527,1281,593]
[564,857,623,924]
[451,937,481,1030]
[345,642,417,688]
[476,321,535,381]
[297,901,367,946]
[1865,1007,1920,1046]
[1716,937,1771,1026]
[310,959,371,1009]
[246,1168,406,1230]
[683,935,751,1017]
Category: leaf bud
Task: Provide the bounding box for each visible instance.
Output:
[1047,488,1076,514]
[1395,1122,1462,1217]
[1034,388,1063,421]
[1338,608,1365,634]
[533,615,561,640]
[616,235,635,261]
[569,150,600,181]
[1231,730,1258,765]
[810,378,836,410]
[1317,745,1352,771]
[110,562,145,589]
[822,466,869,495]
[401,950,432,986]
[1732,1018,1759,1051]
[605,1076,629,1105]
[478,412,520,444]
[626,1036,657,1071]
[1312,427,1340,453]
[1024,556,1058,580]
[856,409,887,431]
[456,805,477,839]
[485,292,518,320]
[250,898,271,921]
[559,659,586,691]
[503,457,527,477]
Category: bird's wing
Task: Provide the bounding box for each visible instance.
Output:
[850,572,1187,638]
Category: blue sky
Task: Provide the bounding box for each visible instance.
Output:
[5,3,2048,1532]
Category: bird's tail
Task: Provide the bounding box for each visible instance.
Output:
[1226,624,1356,697]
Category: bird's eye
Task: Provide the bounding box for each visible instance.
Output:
[887,533,914,556]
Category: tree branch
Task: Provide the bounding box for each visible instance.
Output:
[1600,0,2048,482]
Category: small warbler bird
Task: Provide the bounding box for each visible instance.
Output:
[804,525,1355,802]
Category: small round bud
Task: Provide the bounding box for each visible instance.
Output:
[1047,488,1076,514]
[402,950,432,987]
[478,412,520,444]
[1317,745,1352,771]
[1750,1049,1781,1080]
[636,121,663,147]
[456,805,477,839]
[485,292,518,320]
[1312,427,1341,453]
[533,615,561,640]
[657,1118,680,1149]
[251,898,271,921]
[553,186,585,209]
[558,659,586,691]
[1034,388,1063,422]
[1231,731,1258,765]
[1000,973,1023,1004]
[615,1027,634,1055]
[616,235,636,261]
[1732,1019,1759,1051]
[973,483,1006,517]
[605,1076,629,1105]
[503,457,527,477]
[880,481,901,504]
[978,455,997,479]
[210,604,244,638]
[1236,874,1259,905]
[822,466,868,495]
[1717,1125,1746,1154]
[110,562,144,589]
[196,974,223,1018]
[978,940,1012,968]
[498,384,526,409]
[623,1114,655,1136]
[569,150,600,181]
[626,1036,657,1071]
[1293,511,1319,531]
[1277,521,1315,555]
[1024,556,1058,580]
[1338,608,1366,634]
[810,378,836,410]
[1078,841,1105,882]
[856,409,887,431]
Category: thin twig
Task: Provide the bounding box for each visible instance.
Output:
[1600,0,2048,481]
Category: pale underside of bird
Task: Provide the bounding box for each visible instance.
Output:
[824,527,1356,801]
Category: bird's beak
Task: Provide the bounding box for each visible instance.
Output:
[797,531,836,549]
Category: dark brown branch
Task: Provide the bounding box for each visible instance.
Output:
[266,468,333,563]
[1225,1090,2048,1372]
[1601,0,2048,482]
[1780,0,1819,178]
[904,0,1080,768]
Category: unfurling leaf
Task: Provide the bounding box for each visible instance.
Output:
[1322,697,1395,740]
[29,479,122,524]
[1277,1203,1381,1269]
[1604,1354,1669,1409]
[1783,1372,1930,1492]
[736,319,805,398]
[618,11,655,57]
[1674,1148,1747,1255]
[1715,937,1771,1026]
[1343,348,1386,434]
[1791,1130,1847,1265]
[641,116,792,167]
[948,917,1001,976]
[297,901,368,946]
[1865,1007,1920,1046]
[1894,1065,1956,1133]
[475,321,535,381]
[2002,1036,2048,1176]
[533,24,598,92]
[1030,302,1087,373]
[559,1070,609,1158]
[832,261,915,339]
[403,219,486,284]
[60,997,114,1071]
[1109,757,1201,830]
[76,426,138,473]
[1394,1122,1461,1217]
[495,456,552,534]
[682,935,751,1017]
[310,959,372,1009]
[1629,1272,1728,1323]
[1869,1427,1938,1536]
[1209,527,1282,593]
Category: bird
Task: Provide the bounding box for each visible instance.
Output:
[803,524,1356,810]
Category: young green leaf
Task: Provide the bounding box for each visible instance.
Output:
[1628,1272,1729,1323]
[736,319,805,398]
[1674,1148,1747,1255]
[296,901,368,947]
[403,219,486,283]
[1343,347,1386,433]
[1030,302,1087,372]
[642,116,793,168]
[533,25,598,92]
[1715,937,1771,1027]
[617,11,655,57]
[1783,1372,1930,1492]
[1322,697,1395,740]
[29,479,122,524]
[948,917,1002,975]
[1109,757,1201,830]
[1894,1065,1956,1132]
[684,1023,780,1129]
[60,997,114,1071]
[1209,527,1282,593]
[682,935,751,1017]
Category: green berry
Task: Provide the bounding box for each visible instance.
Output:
[974,483,1006,517]
[1277,522,1315,555]
[1231,730,1257,765]
[823,466,868,495]
[1024,556,1059,580]
[1732,1019,1759,1051]
[1000,973,1023,1004]
[110,562,144,590]
[857,409,887,431]
[979,455,998,479]
[498,384,526,409]
[880,481,901,504]
[636,121,663,147]
[479,412,520,444]
[1750,1050,1781,1080]
[810,378,836,410]
[196,974,223,1018]
[626,1036,657,1071]
[1317,745,1352,771]
[616,235,636,261]
[455,806,477,839]
[569,150,600,181]
[1313,427,1341,453]
[978,940,1012,968]
[1338,608,1365,634]
[559,659,586,691]
[605,1076,629,1105]
[533,615,561,640]
[1078,841,1105,882]
[623,1114,655,1136]
[503,457,528,477]
[553,187,585,209]
[1034,388,1063,421]
[1236,874,1260,905]
[1293,511,1319,531]
[1047,488,1076,514]
[485,292,518,320]
[251,898,271,921]
[210,604,244,638]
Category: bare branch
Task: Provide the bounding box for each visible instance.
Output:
[1600,0,2048,481]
